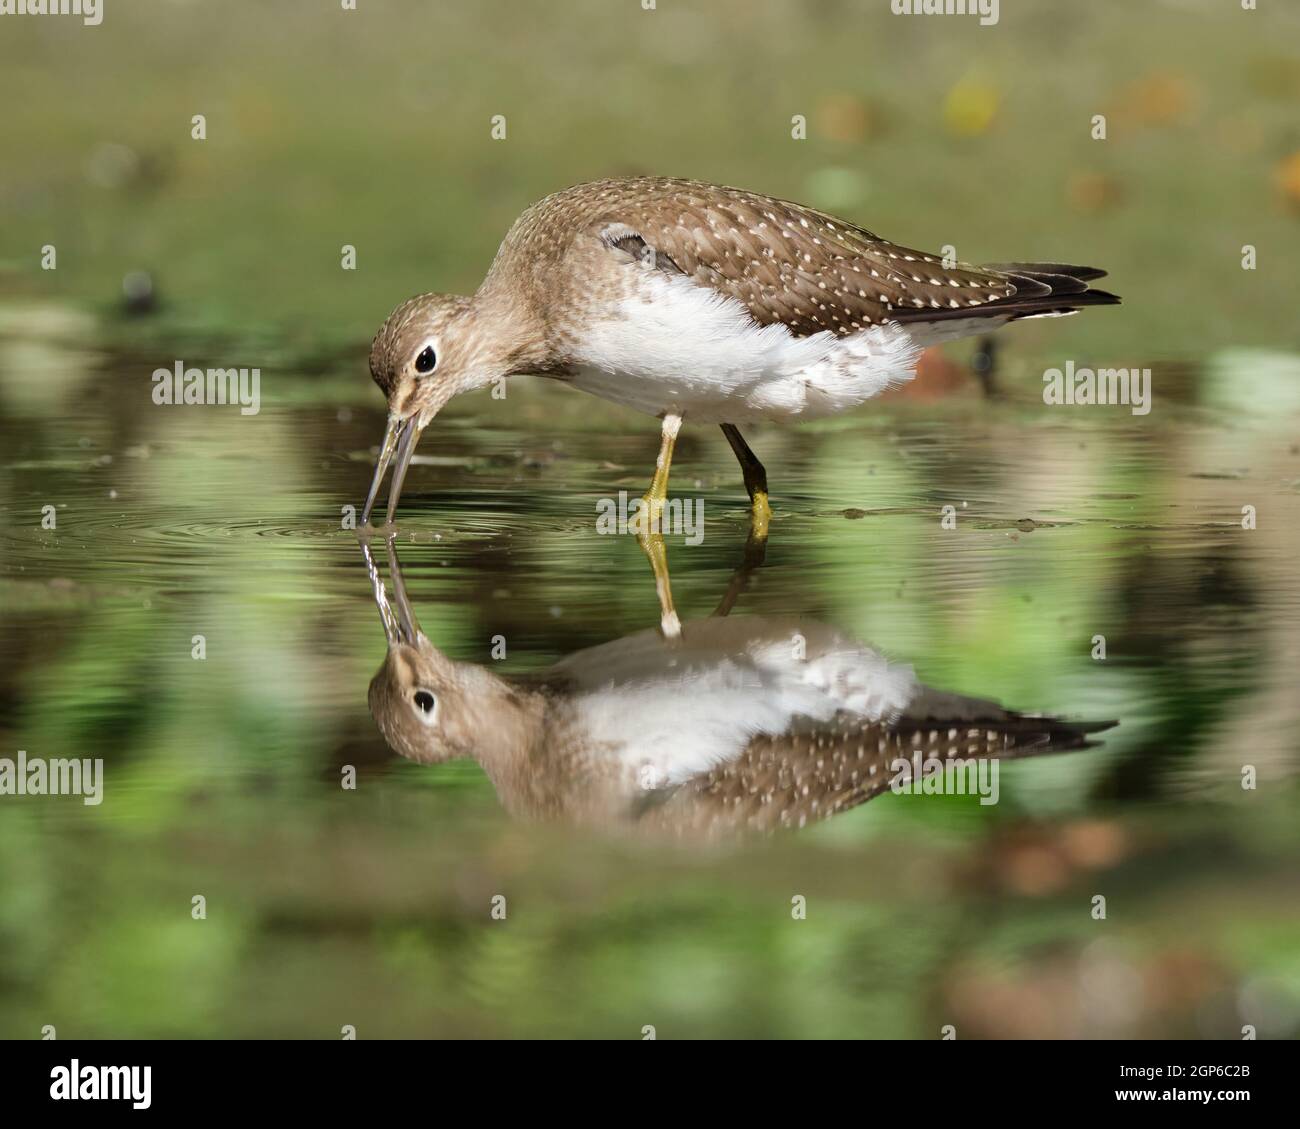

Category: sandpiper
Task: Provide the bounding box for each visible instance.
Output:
[361,176,1119,532]
[363,540,1113,838]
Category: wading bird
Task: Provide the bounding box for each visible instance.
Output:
[361,177,1119,536]
[362,540,1113,839]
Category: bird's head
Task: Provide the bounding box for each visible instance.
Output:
[363,537,524,765]
[368,636,489,766]
[361,289,540,526]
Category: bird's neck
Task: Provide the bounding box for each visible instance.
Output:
[459,673,609,821]
[453,664,549,779]
[468,279,555,379]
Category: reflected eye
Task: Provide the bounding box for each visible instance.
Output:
[413,689,436,716]
[414,345,437,374]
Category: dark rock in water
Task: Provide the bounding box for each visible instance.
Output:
[972,335,999,398]
[122,271,157,316]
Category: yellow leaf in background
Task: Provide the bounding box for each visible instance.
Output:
[943,74,999,137]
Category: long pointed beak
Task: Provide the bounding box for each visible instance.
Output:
[360,414,401,527]
[384,535,421,645]
[360,413,425,527]
[359,536,421,649]
[385,414,423,526]
[360,538,401,648]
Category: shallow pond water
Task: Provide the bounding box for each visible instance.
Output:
[1,332,1298,1039]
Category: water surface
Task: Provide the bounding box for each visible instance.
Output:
[1,332,1298,1038]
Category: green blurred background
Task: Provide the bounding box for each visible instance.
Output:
[1,1,1298,1039]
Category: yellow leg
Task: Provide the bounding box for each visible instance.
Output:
[641,414,681,524]
[639,414,682,638]
[720,423,771,541]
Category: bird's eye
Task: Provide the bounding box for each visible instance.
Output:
[414,345,437,374]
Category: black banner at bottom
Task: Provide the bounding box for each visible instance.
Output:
[0,1037,1287,1115]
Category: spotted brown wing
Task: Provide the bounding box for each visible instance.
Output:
[638,710,1114,838]
[584,177,1117,338]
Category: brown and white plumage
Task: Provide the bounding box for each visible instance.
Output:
[361,176,1120,523]
[490,176,1118,340]
[364,543,1114,839]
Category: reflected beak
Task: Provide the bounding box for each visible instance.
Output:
[360,413,426,527]
[384,535,422,645]
[360,536,421,649]
[360,538,401,648]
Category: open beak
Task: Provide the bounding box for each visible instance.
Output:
[360,413,426,527]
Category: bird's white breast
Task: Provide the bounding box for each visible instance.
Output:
[567,271,923,423]
[552,617,921,785]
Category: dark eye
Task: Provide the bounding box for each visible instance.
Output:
[414,346,437,374]
[413,690,436,715]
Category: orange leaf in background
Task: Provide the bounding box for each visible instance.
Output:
[1275,151,1300,213]
[1115,70,1193,128]
[880,346,969,402]
[1004,844,1070,897]
[1060,820,1127,869]
[815,93,884,143]
[1067,170,1123,214]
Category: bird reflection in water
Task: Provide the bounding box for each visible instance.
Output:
[363,539,1113,838]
